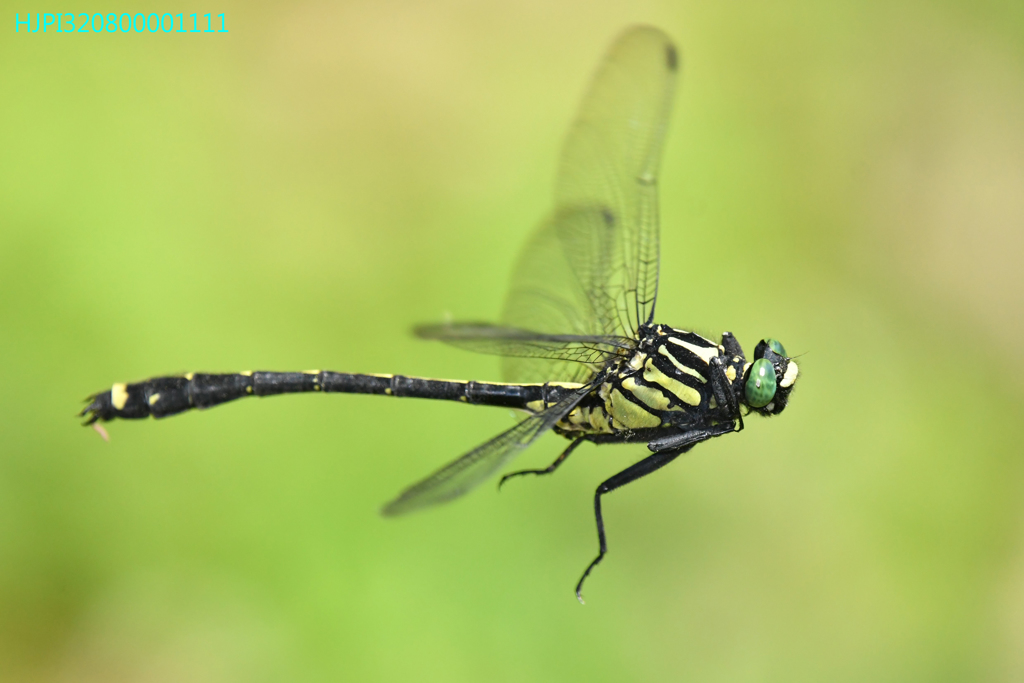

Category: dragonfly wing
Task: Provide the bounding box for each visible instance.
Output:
[380,388,588,516]
[501,26,678,382]
[500,206,624,383]
[414,322,629,373]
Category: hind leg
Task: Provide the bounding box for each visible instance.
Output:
[498,437,586,490]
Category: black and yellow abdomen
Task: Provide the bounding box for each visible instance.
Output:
[81,371,585,424]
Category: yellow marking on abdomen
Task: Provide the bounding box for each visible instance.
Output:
[240,371,253,377]
[561,403,614,436]
[657,346,706,382]
[589,407,611,432]
[565,406,591,428]
[384,378,583,390]
[565,406,584,424]
[667,337,719,364]
[608,388,661,429]
[148,393,161,406]
[644,359,701,407]
[558,405,613,435]
[111,383,129,410]
[725,365,736,382]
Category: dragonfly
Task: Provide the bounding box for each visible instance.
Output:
[80,25,800,602]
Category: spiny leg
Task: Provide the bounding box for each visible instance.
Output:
[498,437,586,490]
[645,421,736,455]
[575,449,682,604]
[709,356,743,425]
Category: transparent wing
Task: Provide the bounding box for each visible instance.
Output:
[500,26,678,383]
[380,388,588,516]
[414,322,631,372]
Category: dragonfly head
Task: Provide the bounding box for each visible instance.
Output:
[741,338,799,416]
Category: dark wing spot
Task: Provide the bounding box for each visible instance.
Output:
[665,44,678,72]
[600,207,616,227]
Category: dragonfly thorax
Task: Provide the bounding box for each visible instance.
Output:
[556,325,728,435]
[519,322,799,439]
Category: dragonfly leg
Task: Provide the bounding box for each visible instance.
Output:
[709,356,742,418]
[646,420,736,453]
[720,331,744,359]
[575,449,683,603]
[498,437,585,490]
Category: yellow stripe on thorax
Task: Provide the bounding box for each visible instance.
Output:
[622,377,677,412]
[644,359,701,407]
[667,336,719,364]
[657,345,706,382]
[607,388,661,429]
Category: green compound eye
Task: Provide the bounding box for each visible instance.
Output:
[745,358,777,408]
[766,338,787,357]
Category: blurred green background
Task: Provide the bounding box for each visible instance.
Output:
[3,1,1024,681]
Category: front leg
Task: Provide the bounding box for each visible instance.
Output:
[709,356,740,416]
[721,331,745,360]
[645,420,738,453]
